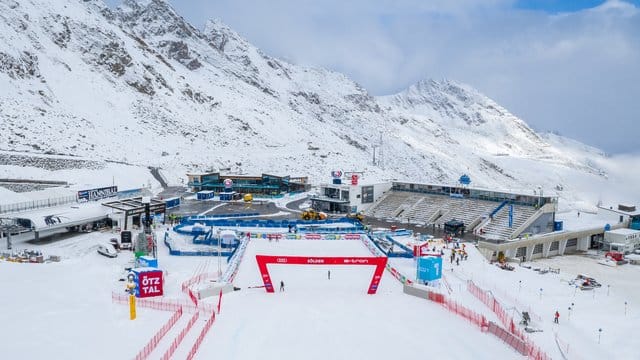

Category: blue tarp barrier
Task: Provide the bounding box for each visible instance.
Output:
[164,232,236,257]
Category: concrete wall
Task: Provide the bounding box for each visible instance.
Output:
[347,182,392,212]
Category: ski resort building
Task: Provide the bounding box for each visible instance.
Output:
[310,182,392,213]
[599,204,640,230]
[362,181,634,261]
[365,181,557,240]
[0,186,156,246]
[364,182,640,261]
[186,172,309,195]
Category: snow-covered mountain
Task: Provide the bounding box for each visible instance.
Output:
[0,0,636,208]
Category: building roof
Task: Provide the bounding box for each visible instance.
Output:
[599,205,640,216]
[606,228,640,235]
[9,202,110,231]
[102,197,165,213]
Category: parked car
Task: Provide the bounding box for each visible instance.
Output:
[109,238,121,250]
[97,243,118,258]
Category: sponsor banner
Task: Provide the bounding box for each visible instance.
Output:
[351,174,359,185]
[77,186,118,202]
[304,234,322,240]
[414,243,442,257]
[256,255,387,294]
[137,270,164,298]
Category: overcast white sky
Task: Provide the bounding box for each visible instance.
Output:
[107,0,640,155]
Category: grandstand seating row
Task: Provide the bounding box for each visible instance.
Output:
[365,190,539,240]
[479,204,538,239]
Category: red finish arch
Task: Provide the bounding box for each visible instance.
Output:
[256,255,387,294]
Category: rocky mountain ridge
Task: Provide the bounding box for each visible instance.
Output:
[0,0,619,206]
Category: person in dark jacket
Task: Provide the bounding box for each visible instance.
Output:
[280,280,285,292]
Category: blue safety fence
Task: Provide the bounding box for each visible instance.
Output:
[226,242,241,262]
[186,213,260,221]
[221,238,250,283]
[175,217,364,232]
[385,235,414,258]
[365,234,387,255]
[369,231,414,258]
[163,231,236,257]
[191,229,213,244]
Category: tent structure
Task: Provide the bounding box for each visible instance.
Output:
[444,219,465,236]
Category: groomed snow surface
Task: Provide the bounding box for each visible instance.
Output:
[1,229,639,359]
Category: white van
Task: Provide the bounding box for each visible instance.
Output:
[97,243,118,258]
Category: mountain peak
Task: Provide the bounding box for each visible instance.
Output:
[382,78,489,120]
[116,0,200,39]
[203,18,249,54]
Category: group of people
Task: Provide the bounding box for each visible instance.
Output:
[450,247,468,266]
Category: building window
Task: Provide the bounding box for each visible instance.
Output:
[361,186,374,204]
[566,238,578,247]
[533,244,543,254]
[516,247,526,258]
[550,241,559,251]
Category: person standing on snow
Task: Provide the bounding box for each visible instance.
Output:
[280,280,285,292]
[328,270,331,280]
[554,310,560,324]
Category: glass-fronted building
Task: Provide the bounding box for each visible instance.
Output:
[187,172,309,195]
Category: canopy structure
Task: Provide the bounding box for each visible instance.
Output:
[444,219,465,236]
[102,197,166,230]
[9,202,110,232]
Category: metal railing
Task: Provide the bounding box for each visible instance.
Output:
[0,195,78,215]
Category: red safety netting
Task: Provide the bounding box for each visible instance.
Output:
[112,292,215,314]
[434,292,489,329]
[160,311,200,360]
[134,307,183,360]
[186,310,217,360]
[467,280,524,339]
[181,272,218,294]
[486,322,528,355]
[467,281,551,360]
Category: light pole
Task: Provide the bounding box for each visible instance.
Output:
[537,186,542,208]
[217,228,222,277]
[625,301,628,316]
[598,328,602,344]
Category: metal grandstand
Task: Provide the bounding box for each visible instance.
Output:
[364,182,557,241]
